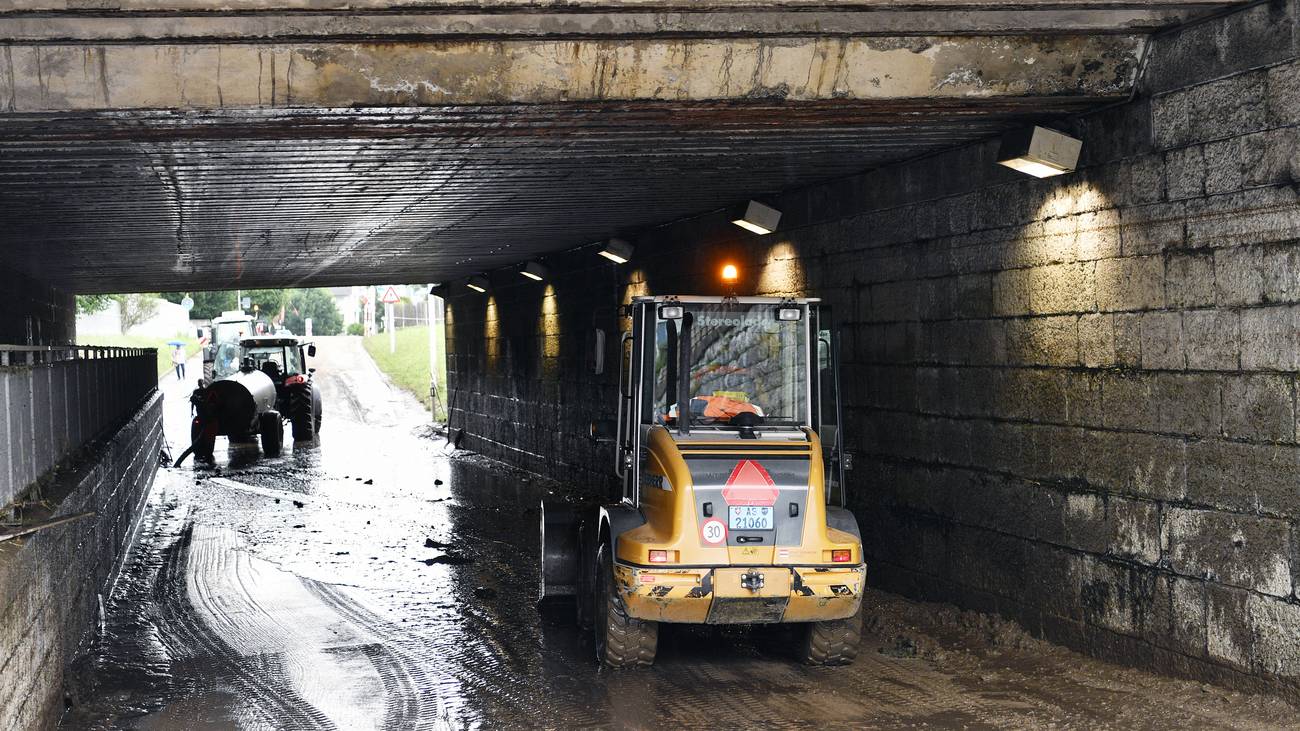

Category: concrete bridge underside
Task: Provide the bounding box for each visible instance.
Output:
[0,1,1249,294]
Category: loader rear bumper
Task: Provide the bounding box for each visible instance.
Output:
[615,563,866,624]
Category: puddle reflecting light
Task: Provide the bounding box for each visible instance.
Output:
[731,200,781,235]
[466,275,489,293]
[520,261,548,281]
[997,126,1082,178]
[597,238,634,264]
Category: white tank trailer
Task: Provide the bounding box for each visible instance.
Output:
[175,366,284,464]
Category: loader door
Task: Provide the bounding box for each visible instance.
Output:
[813,307,846,507]
[617,302,653,505]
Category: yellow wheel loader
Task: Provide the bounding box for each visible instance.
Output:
[541,296,863,667]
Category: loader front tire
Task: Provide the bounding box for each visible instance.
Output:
[594,542,657,668]
[800,603,862,666]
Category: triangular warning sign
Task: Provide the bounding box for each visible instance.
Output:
[721,460,779,506]
[381,286,400,304]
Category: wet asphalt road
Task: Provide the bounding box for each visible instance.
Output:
[63,337,1299,730]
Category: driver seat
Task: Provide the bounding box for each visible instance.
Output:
[261,360,282,381]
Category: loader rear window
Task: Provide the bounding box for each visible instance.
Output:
[649,304,809,428]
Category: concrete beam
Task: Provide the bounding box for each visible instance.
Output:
[0,10,1223,42]
[0,35,1143,112]
[0,0,1250,10]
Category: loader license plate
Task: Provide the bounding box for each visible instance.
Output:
[729,506,773,531]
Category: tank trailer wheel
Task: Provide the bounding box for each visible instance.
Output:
[594,542,657,668]
[800,603,862,666]
[259,410,284,456]
[189,418,215,461]
[289,384,315,441]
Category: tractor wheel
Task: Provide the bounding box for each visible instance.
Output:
[189,418,215,461]
[800,603,862,666]
[312,386,323,434]
[259,411,283,457]
[594,542,657,668]
[289,384,315,441]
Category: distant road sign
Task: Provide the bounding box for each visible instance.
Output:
[180,296,194,311]
[381,286,401,305]
[241,297,251,309]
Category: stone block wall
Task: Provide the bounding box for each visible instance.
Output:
[0,266,74,347]
[0,391,162,730]
[446,0,1300,694]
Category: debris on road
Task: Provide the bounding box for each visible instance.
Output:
[419,554,473,566]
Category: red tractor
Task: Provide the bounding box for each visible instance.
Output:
[177,335,321,464]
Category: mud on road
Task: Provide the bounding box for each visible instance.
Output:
[62,337,1299,730]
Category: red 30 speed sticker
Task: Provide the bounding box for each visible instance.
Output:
[701,518,727,545]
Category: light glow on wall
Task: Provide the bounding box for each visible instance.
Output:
[756,241,805,296]
[541,284,559,373]
[485,295,500,369]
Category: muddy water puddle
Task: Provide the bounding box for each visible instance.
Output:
[62,337,1300,730]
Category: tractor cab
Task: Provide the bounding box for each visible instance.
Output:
[239,336,322,441]
[540,295,860,668]
[240,336,315,385]
[204,310,256,381]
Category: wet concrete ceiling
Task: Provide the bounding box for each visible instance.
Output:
[0,1,1250,293]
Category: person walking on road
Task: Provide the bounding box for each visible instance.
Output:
[171,345,187,380]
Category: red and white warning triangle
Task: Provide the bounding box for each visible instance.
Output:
[721,460,779,506]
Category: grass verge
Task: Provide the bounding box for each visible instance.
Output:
[79,333,202,379]
[362,325,447,419]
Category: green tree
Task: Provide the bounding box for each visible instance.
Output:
[161,291,236,320]
[284,288,343,336]
[161,289,287,322]
[115,293,159,332]
[246,289,286,322]
[76,294,114,315]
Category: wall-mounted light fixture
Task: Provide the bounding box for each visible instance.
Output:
[597,238,634,264]
[721,263,739,282]
[731,200,781,235]
[997,126,1082,178]
[520,261,548,281]
[466,275,489,293]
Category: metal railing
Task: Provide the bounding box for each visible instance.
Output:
[0,344,153,367]
[1,344,158,514]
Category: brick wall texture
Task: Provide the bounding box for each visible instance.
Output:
[0,392,163,731]
[0,265,75,347]
[446,1,1300,695]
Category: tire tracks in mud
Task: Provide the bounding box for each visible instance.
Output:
[303,579,446,729]
[305,577,559,729]
[153,518,339,731]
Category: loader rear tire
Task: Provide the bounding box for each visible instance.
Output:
[800,603,862,666]
[594,542,657,668]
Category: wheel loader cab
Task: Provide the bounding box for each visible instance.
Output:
[540,296,863,668]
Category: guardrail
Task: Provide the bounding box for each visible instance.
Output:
[0,344,153,367]
[1,344,159,515]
